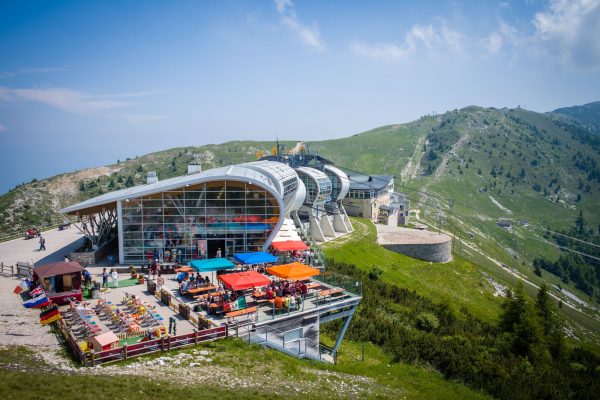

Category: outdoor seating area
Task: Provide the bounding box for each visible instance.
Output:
[159,257,357,325]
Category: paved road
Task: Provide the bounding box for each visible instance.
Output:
[0,227,84,266]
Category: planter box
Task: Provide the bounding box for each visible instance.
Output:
[179,303,190,319]
[160,289,171,306]
[147,280,157,295]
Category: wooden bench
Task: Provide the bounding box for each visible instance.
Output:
[226,306,257,320]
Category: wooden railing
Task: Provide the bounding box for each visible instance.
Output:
[57,316,227,367]
[0,261,33,277]
[85,326,227,366]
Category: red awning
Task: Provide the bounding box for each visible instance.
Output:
[33,261,84,278]
[271,240,309,251]
[218,271,271,290]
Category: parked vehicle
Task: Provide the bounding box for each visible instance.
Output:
[24,228,40,239]
[58,221,72,230]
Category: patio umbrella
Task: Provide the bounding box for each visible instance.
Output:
[267,262,320,280]
[271,240,309,252]
[189,258,235,283]
[233,252,278,265]
[218,271,271,290]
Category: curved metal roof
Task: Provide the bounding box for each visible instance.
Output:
[241,160,299,197]
[60,164,283,214]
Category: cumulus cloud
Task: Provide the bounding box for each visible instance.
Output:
[351,23,464,59]
[533,0,600,67]
[274,0,326,51]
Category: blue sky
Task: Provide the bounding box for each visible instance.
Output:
[1,0,599,193]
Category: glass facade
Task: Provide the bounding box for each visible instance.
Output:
[297,171,332,204]
[121,180,281,264]
[326,171,340,200]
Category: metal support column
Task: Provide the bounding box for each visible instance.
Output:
[117,200,124,264]
[332,306,356,354]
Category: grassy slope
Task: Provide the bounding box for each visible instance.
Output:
[0,339,489,400]
[323,218,600,352]
[322,218,502,323]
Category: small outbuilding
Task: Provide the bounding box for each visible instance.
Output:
[33,261,84,304]
[90,331,120,352]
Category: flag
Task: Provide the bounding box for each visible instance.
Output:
[40,313,61,325]
[40,305,58,318]
[23,294,51,308]
[40,306,60,324]
[30,286,45,297]
[13,281,29,295]
[223,296,247,312]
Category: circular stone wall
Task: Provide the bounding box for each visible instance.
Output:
[376,225,452,263]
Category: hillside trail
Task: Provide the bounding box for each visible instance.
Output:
[420,219,597,320]
[400,134,426,182]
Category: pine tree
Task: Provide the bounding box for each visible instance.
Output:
[535,284,554,336]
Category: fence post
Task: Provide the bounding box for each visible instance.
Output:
[91,351,96,367]
[194,330,198,345]
[123,344,128,361]
[167,336,171,352]
[161,337,165,352]
[225,324,229,339]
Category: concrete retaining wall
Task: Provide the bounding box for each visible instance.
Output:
[382,240,452,263]
[70,237,117,266]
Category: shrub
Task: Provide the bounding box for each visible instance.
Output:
[416,312,440,332]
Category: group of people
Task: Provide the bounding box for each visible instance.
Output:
[99,267,120,288]
[273,249,314,266]
[177,271,215,294]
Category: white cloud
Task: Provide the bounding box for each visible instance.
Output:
[0,67,68,79]
[274,0,292,13]
[274,0,326,51]
[0,123,6,132]
[533,0,600,67]
[482,32,504,54]
[10,87,132,114]
[351,23,464,59]
[119,113,172,124]
[0,86,165,117]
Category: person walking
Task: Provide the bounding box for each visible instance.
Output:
[41,236,46,251]
[111,268,119,287]
[102,267,109,288]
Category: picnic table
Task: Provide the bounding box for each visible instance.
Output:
[175,266,194,273]
[317,288,344,298]
[194,290,225,300]
[187,285,217,296]
[226,306,257,321]
[306,282,320,290]
[252,290,266,299]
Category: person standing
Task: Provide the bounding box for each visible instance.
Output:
[111,268,119,287]
[64,255,70,262]
[216,248,222,258]
[41,236,46,251]
[102,267,109,288]
[38,235,44,251]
